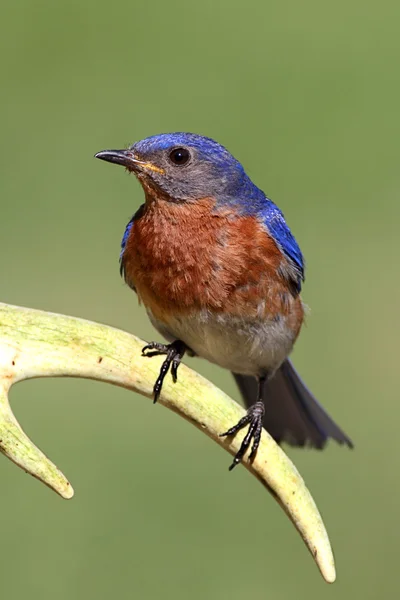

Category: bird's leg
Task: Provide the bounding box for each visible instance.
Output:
[142,340,187,403]
[220,375,266,471]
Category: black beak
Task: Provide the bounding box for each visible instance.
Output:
[94,149,144,170]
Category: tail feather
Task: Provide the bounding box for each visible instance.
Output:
[233,359,353,449]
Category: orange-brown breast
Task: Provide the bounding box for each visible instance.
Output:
[122,196,304,338]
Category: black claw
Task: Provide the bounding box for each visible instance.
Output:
[171,359,180,383]
[221,400,265,470]
[142,340,187,403]
[220,413,251,438]
[142,342,170,357]
[249,417,263,459]
[228,458,240,472]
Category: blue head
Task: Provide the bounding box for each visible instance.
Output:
[96,132,260,202]
[95,132,304,286]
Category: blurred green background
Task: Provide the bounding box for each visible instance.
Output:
[0,0,398,598]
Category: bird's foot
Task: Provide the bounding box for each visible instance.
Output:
[142,340,187,403]
[220,401,265,471]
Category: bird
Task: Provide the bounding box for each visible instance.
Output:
[95,132,353,470]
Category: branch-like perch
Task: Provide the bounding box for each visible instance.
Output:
[0,302,335,583]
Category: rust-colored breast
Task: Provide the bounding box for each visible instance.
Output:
[122,196,303,336]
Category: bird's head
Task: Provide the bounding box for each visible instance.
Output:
[95,132,259,203]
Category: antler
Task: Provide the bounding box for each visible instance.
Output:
[0,302,335,583]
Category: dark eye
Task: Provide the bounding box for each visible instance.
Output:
[169,147,190,166]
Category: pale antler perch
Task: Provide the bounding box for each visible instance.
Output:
[0,302,335,583]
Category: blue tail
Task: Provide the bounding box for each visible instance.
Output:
[233,359,353,449]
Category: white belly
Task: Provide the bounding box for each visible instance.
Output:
[147,308,297,376]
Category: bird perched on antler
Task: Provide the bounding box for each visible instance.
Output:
[96,132,352,469]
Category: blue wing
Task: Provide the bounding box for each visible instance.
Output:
[261,198,304,291]
[226,174,305,291]
[119,219,134,276]
[119,204,145,282]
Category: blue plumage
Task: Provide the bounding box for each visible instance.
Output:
[120,219,133,258]
[260,199,304,286]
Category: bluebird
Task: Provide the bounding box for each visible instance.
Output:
[95,133,353,470]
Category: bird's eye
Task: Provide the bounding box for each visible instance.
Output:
[169,147,190,166]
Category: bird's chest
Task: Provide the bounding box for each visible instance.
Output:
[121,198,302,335]
[122,199,224,321]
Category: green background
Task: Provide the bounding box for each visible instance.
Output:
[0,0,398,598]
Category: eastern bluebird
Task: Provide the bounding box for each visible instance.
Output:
[95,133,353,469]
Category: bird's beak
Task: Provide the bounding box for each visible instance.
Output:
[95,149,164,174]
